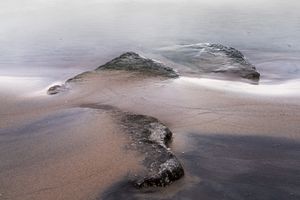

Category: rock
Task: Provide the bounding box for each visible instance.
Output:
[96,52,179,78]
[66,71,95,83]
[119,114,184,188]
[47,84,65,95]
[80,104,184,188]
[159,43,260,80]
[47,52,179,95]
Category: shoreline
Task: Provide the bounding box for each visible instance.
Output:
[1,0,300,198]
[1,70,299,199]
[1,49,300,200]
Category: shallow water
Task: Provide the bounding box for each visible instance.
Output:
[1,1,300,200]
[102,134,300,200]
[180,77,300,97]
[1,0,300,79]
[0,105,142,200]
[1,70,300,199]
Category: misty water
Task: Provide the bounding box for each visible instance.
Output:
[1,0,300,88]
[1,1,300,200]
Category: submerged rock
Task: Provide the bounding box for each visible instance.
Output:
[119,114,184,188]
[47,84,66,95]
[159,43,260,80]
[96,52,179,78]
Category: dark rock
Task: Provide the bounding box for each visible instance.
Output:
[159,43,260,80]
[96,52,179,78]
[47,84,66,95]
[47,52,178,95]
[101,135,300,200]
[80,104,184,188]
[119,114,184,188]
[66,71,95,83]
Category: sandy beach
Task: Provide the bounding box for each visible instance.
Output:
[1,0,300,199]
[0,69,299,200]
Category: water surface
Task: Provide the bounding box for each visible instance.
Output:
[1,0,300,81]
[1,1,300,200]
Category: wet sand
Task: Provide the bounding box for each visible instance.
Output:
[1,0,300,198]
[61,71,300,138]
[103,134,300,200]
[0,71,300,200]
[0,101,142,200]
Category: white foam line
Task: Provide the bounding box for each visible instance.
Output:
[0,76,63,97]
[26,81,64,97]
[178,77,300,97]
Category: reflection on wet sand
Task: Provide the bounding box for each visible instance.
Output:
[0,108,142,200]
[0,70,300,200]
[1,0,300,198]
[103,134,300,200]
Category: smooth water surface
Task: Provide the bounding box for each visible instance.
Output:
[1,0,300,80]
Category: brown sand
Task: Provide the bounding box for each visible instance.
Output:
[0,71,300,199]
[61,71,300,137]
[0,106,142,200]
